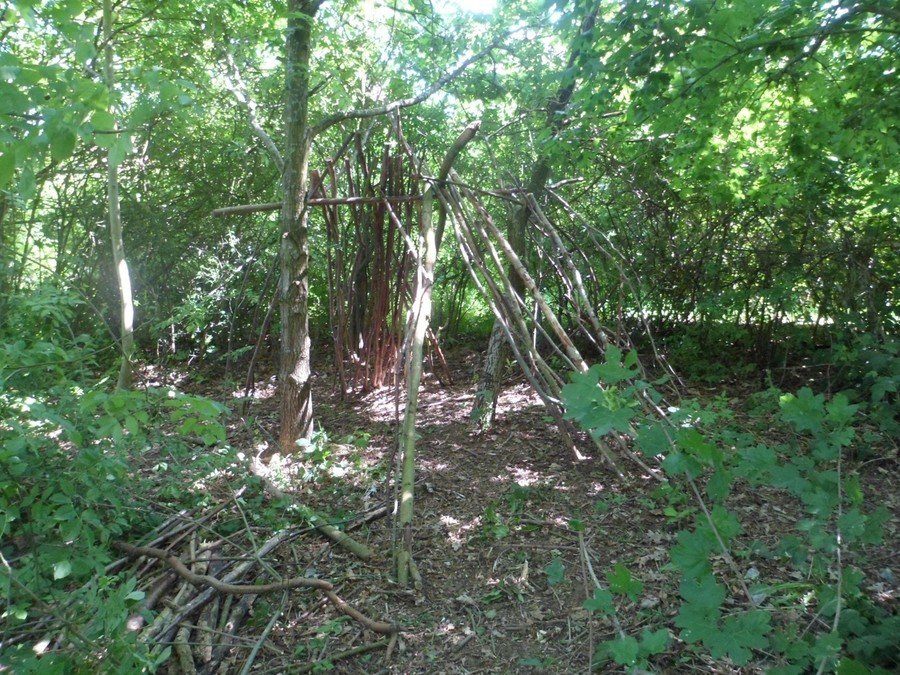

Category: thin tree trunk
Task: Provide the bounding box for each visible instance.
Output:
[278,0,319,451]
[103,0,134,390]
[395,124,479,584]
[395,186,434,586]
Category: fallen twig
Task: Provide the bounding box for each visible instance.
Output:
[114,540,399,638]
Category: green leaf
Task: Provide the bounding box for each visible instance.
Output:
[584,404,635,437]
[606,563,643,601]
[594,346,639,384]
[49,126,76,161]
[607,635,640,665]
[567,519,584,532]
[735,444,778,483]
[0,152,15,187]
[662,449,703,478]
[124,415,140,437]
[714,610,771,665]
[780,388,824,433]
[710,506,741,543]
[639,627,670,655]
[636,422,671,457]
[53,560,72,580]
[583,588,615,614]
[825,394,858,426]
[92,110,116,131]
[706,469,732,502]
[676,575,731,651]
[108,133,132,167]
[837,658,875,675]
[679,574,725,612]
[545,556,565,586]
[670,528,714,579]
[678,428,723,467]
[811,630,842,662]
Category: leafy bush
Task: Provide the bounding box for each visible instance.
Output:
[1,332,229,671]
[830,335,899,438]
[562,348,895,672]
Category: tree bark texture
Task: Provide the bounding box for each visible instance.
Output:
[279,1,319,451]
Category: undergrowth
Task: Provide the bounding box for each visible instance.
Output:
[561,346,897,673]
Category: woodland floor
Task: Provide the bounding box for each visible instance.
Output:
[148,346,898,674]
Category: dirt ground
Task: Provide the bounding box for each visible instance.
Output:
[164,347,897,674]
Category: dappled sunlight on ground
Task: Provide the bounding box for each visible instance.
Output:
[440,514,483,551]
[138,363,189,388]
[355,374,545,429]
[493,382,543,416]
[229,375,277,401]
[492,464,546,487]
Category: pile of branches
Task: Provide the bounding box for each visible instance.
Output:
[436,172,680,474]
[5,493,397,674]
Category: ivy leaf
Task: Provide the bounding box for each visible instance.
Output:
[545,556,565,586]
[675,575,725,646]
[606,563,643,601]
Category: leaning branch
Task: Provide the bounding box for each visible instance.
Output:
[223,51,285,173]
[309,42,502,137]
[212,195,423,217]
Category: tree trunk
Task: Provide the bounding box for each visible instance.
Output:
[278,0,319,451]
[395,186,434,586]
[103,0,134,390]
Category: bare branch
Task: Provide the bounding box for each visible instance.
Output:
[223,51,285,173]
[114,541,399,634]
[212,195,422,217]
[309,41,502,137]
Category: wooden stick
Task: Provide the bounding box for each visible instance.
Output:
[115,542,398,635]
[212,195,422,217]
